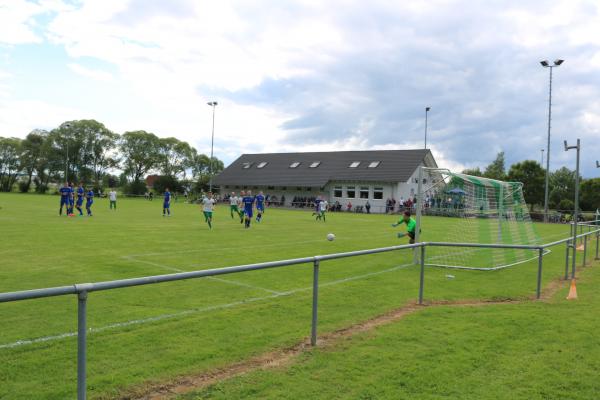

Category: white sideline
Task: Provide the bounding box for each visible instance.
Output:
[0,263,414,350]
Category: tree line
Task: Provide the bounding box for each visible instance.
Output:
[462,152,600,212]
[0,119,224,194]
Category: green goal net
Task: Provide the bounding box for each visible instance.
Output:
[418,169,541,270]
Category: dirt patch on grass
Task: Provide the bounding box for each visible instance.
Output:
[117,273,576,400]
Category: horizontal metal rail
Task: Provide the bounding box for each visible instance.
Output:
[1,227,599,400]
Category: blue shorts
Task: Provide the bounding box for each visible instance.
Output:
[76,198,83,207]
[244,209,253,218]
[60,198,69,205]
[86,201,93,207]
[257,204,264,212]
[163,202,170,209]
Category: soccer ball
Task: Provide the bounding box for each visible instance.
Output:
[327,233,335,241]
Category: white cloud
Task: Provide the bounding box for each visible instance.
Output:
[1,0,599,175]
[67,63,114,82]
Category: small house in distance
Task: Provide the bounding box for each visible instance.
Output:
[213,149,437,213]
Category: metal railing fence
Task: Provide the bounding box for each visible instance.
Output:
[1,228,599,400]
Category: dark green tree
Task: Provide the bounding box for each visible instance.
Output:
[0,137,22,192]
[484,151,506,181]
[507,160,545,206]
[580,178,600,211]
[119,131,160,183]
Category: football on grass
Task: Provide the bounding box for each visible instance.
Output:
[327,233,335,241]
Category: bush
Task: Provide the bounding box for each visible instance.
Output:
[153,176,182,194]
[18,182,30,193]
[125,180,147,195]
[558,199,574,212]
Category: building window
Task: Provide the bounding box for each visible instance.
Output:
[346,186,356,198]
[309,161,321,168]
[225,186,230,189]
[349,161,361,168]
[267,186,275,190]
[296,187,302,191]
[242,162,253,169]
[360,186,369,199]
[334,186,342,198]
[257,162,268,168]
[290,162,301,168]
[306,187,312,191]
[281,187,287,190]
[368,161,381,168]
[374,187,383,200]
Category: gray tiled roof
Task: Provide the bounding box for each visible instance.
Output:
[214,149,435,187]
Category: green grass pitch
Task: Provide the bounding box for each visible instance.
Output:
[0,193,586,399]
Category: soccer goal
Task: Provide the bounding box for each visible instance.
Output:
[415,167,542,270]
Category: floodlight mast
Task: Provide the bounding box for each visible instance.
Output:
[564,138,580,279]
[424,107,431,149]
[540,59,564,223]
[207,101,218,193]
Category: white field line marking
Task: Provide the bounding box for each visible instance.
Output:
[123,257,283,295]
[206,277,284,295]
[0,263,414,350]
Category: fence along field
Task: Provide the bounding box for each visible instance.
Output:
[0,193,596,399]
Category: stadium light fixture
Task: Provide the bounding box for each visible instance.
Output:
[540,58,564,223]
[207,102,218,192]
[596,160,599,168]
[540,149,544,166]
[564,138,580,279]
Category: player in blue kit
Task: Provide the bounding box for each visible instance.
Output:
[255,191,265,222]
[59,182,71,216]
[75,183,85,216]
[68,182,75,216]
[85,188,94,216]
[163,188,171,217]
[242,190,255,228]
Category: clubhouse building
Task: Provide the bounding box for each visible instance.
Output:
[213,149,438,213]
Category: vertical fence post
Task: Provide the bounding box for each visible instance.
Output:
[311,259,320,346]
[418,246,426,305]
[565,240,570,280]
[536,248,544,299]
[77,291,88,400]
[583,233,588,267]
[596,232,600,260]
[579,224,583,245]
[571,238,577,280]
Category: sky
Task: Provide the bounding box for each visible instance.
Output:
[0,0,599,176]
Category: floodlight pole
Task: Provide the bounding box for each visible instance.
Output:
[64,123,72,181]
[564,139,580,279]
[541,59,563,223]
[207,101,218,193]
[424,107,431,149]
[414,166,424,264]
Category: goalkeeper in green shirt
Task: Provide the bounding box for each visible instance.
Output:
[392,211,416,244]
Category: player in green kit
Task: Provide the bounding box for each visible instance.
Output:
[229,192,239,219]
[202,192,216,229]
[392,211,417,244]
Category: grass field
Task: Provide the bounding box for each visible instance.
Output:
[0,193,588,399]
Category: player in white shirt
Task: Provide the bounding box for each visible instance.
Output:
[316,197,328,222]
[109,189,117,210]
[202,192,216,229]
[229,192,239,219]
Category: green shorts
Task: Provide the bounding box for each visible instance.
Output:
[230,205,239,212]
[203,211,213,219]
